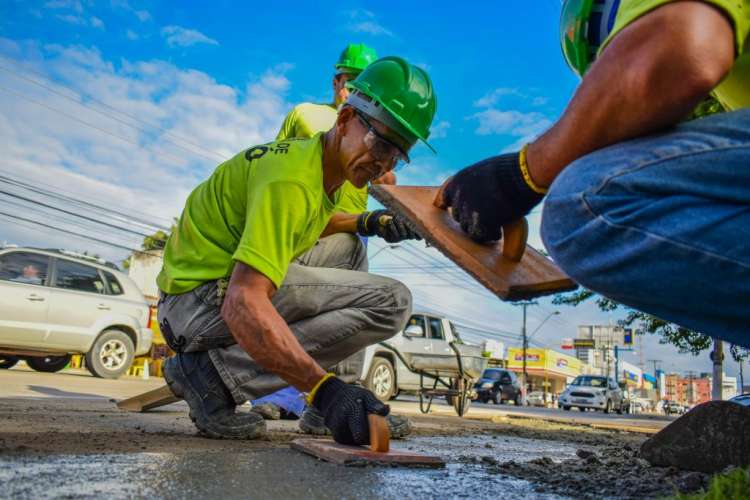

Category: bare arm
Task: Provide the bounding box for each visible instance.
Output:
[220,261,326,392]
[321,212,358,237]
[527,1,735,187]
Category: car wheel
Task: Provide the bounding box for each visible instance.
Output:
[604,399,612,414]
[85,329,134,379]
[562,405,571,411]
[366,357,395,402]
[26,355,71,373]
[0,356,19,369]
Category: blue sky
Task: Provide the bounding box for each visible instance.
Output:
[0,0,743,381]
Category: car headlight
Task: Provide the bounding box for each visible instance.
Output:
[597,390,606,396]
[482,382,493,389]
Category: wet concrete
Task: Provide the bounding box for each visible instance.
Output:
[1,436,577,499]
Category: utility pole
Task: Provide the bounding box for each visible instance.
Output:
[514,301,538,405]
[740,357,745,395]
[711,338,724,400]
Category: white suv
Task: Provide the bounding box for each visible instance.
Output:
[558,375,625,414]
[0,247,153,378]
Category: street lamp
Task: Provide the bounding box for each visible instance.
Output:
[523,310,559,405]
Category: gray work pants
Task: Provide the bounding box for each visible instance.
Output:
[157,233,412,404]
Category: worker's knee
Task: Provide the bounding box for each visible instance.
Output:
[371,278,412,342]
[540,151,611,288]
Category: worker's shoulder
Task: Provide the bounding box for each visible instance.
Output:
[247,135,324,182]
[292,102,337,117]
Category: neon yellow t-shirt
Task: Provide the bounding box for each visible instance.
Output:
[600,0,749,110]
[156,134,340,294]
[276,102,369,214]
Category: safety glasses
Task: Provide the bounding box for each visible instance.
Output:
[356,111,410,166]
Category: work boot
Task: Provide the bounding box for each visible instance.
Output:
[298,406,413,439]
[163,352,266,440]
[251,402,281,420]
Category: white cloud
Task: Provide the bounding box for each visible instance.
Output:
[90,16,105,30]
[429,120,450,140]
[471,109,552,138]
[56,14,86,25]
[473,87,523,108]
[44,0,83,13]
[110,0,151,22]
[0,37,292,263]
[161,25,219,48]
[346,10,393,37]
[125,29,139,41]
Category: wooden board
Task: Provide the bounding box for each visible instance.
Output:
[291,439,445,468]
[370,185,577,301]
[117,384,179,412]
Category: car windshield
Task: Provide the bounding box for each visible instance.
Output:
[483,370,503,381]
[570,376,607,388]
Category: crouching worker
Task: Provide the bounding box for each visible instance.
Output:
[155,56,437,444]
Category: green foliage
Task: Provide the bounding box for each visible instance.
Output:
[553,288,749,361]
[672,468,750,500]
[121,218,177,269]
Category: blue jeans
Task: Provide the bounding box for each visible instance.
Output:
[541,109,750,348]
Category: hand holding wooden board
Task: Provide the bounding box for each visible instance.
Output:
[369,185,577,301]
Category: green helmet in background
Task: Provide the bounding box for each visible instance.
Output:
[560,0,621,77]
[335,43,379,76]
[346,56,438,152]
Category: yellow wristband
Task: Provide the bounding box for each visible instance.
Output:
[306,372,336,405]
[519,144,547,195]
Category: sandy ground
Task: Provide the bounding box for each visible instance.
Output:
[0,367,708,499]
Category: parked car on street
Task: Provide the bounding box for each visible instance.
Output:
[663,400,686,416]
[0,247,153,378]
[472,368,523,405]
[558,375,625,414]
[729,393,750,407]
[336,312,480,403]
[526,391,553,407]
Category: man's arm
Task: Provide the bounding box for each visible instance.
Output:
[321,212,358,237]
[220,261,326,392]
[527,1,735,187]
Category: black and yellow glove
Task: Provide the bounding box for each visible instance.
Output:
[440,146,546,243]
[356,209,421,243]
[309,374,389,446]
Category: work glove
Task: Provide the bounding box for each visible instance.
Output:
[356,209,421,243]
[311,375,389,446]
[437,150,546,244]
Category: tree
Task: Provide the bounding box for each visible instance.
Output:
[122,218,177,269]
[552,288,749,363]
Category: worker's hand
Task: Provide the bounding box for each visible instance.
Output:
[311,376,389,446]
[435,151,545,243]
[356,209,421,243]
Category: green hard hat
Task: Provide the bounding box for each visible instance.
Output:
[560,0,620,77]
[335,43,378,76]
[345,56,437,152]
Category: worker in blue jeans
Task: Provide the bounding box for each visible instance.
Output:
[439,0,749,348]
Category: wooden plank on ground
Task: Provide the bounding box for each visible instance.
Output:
[117,384,179,412]
[291,438,445,468]
[370,185,577,301]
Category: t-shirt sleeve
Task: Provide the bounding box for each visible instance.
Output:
[600,1,749,57]
[276,108,298,141]
[232,180,312,288]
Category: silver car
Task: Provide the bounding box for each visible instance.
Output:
[0,247,153,378]
[558,375,625,414]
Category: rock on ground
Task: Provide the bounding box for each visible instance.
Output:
[640,401,750,473]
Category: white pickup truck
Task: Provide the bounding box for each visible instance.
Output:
[336,311,475,401]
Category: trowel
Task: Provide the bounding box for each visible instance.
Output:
[291,414,444,468]
[369,185,577,301]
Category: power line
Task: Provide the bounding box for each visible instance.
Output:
[0,172,174,230]
[0,57,229,162]
[0,84,193,168]
[0,188,154,238]
[0,210,159,256]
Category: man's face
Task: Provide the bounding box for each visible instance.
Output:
[333,73,356,106]
[336,107,411,189]
[23,265,39,278]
